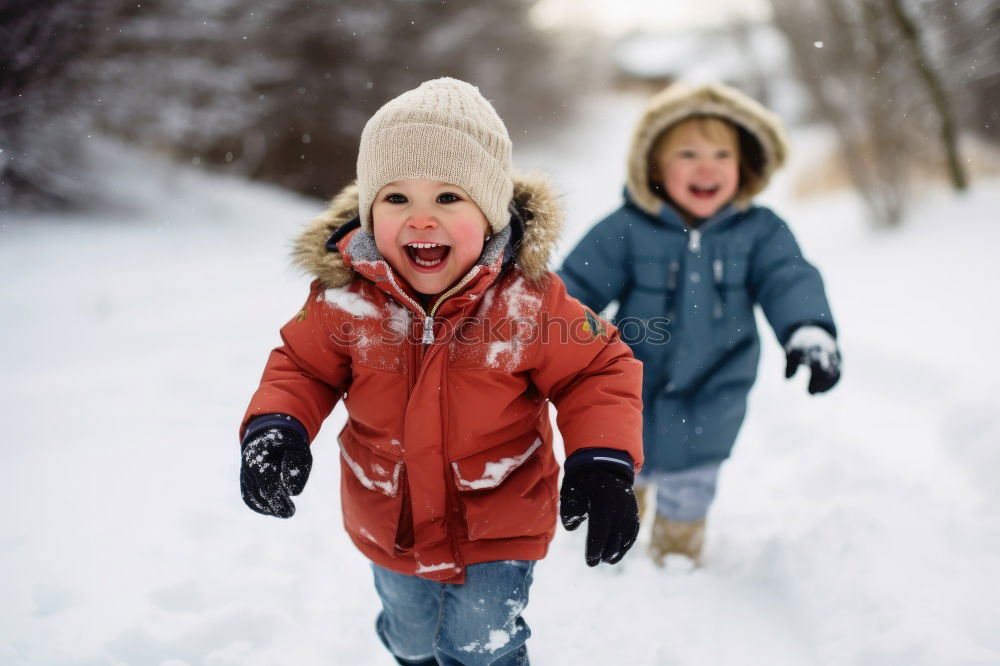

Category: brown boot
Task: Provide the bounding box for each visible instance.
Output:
[634,484,650,524]
[649,515,706,567]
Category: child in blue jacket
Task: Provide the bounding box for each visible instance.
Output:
[558,82,841,565]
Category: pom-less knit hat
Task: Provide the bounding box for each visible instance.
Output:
[356,78,514,234]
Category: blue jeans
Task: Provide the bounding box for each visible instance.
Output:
[372,560,534,666]
[639,462,722,522]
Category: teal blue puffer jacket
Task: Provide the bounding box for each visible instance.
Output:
[558,196,836,471]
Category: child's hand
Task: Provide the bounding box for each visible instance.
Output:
[240,427,312,518]
[560,463,640,566]
[784,324,841,394]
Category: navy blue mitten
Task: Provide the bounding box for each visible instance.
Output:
[560,449,639,566]
[240,420,311,518]
[785,324,842,394]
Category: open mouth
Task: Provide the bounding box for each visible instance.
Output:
[689,184,720,199]
[404,242,451,270]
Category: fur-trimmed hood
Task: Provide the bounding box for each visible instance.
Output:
[292,172,563,290]
[626,82,790,217]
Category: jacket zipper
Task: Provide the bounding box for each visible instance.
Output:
[380,263,482,346]
[422,266,483,344]
[376,269,429,555]
[421,266,486,573]
[382,263,485,572]
[688,228,702,253]
[685,206,733,253]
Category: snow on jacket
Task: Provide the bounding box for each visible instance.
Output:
[242,174,644,583]
[558,84,836,473]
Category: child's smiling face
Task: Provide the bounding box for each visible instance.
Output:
[372,179,490,297]
[652,119,740,221]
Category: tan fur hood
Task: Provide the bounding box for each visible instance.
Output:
[292,172,563,289]
[626,82,790,217]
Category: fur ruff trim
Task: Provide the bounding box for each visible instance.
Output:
[626,82,790,217]
[292,172,563,289]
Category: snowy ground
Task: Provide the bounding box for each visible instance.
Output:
[3,93,1000,665]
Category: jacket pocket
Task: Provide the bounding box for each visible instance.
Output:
[632,256,671,291]
[626,255,680,321]
[718,255,749,287]
[450,434,556,541]
[338,429,407,552]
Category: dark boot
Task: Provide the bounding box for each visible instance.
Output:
[393,657,437,666]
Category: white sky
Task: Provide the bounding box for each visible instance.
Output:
[531,0,772,36]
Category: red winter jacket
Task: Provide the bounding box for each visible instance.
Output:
[242,174,643,583]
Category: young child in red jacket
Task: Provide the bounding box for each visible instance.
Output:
[239,78,644,666]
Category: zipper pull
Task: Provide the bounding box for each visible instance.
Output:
[688,229,701,253]
[712,257,725,319]
[422,315,435,344]
[667,261,679,290]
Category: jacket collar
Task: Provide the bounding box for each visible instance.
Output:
[292,173,563,300]
[623,186,742,232]
[332,219,517,317]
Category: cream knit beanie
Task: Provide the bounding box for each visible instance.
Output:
[356,78,514,234]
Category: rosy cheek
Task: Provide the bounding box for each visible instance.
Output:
[372,224,401,262]
[372,231,390,255]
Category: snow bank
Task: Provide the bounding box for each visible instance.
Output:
[2,105,999,665]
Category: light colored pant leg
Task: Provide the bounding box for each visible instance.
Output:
[639,462,722,522]
[435,560,534,666]
[373,560,534,666]
[372,564,440,662]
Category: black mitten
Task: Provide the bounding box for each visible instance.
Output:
[560,456,640,567]
[784,324,842,394]
[240,426,312,518]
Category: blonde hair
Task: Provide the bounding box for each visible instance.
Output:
[648,115,764,206]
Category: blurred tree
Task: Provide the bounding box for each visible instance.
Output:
[770,0,986,226]
[3,0,592,211]
[926,0,1000,148]
[0,0,96,210]
[87,0,285,172]
[89,0,590,200]
[885,0,966,191]
[771,0,911,226]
